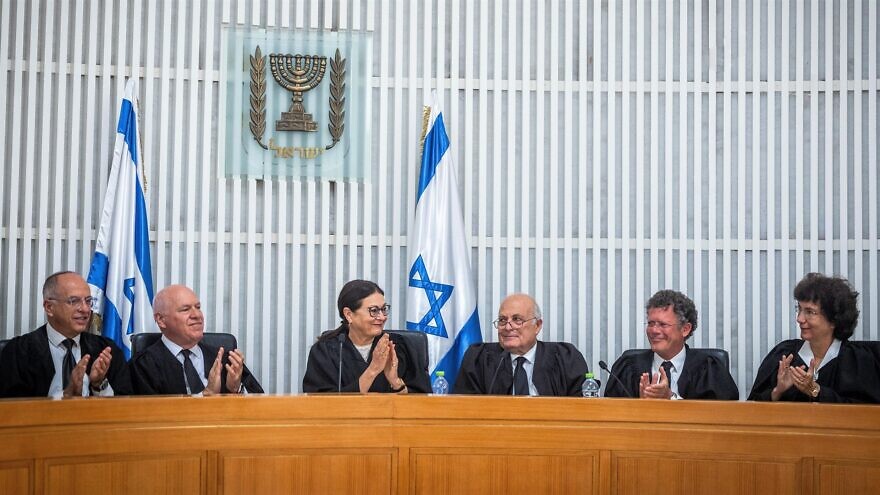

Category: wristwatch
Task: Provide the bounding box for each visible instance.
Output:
[90,378,109,394]
[810,382,820,398]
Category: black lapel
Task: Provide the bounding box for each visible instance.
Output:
[532,342,554,395]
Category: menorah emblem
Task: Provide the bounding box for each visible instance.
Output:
[268,53,327,132]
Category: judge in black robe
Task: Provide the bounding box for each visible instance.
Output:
[748,339,880,403]
[302,328,431,393]
[130,338,264,395]
[129,284,263,395]
[454,341,588,396]
[603,346,739,400]
[749,273,880,404]
[0,324,132,398]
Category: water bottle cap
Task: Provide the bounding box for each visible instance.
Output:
[436,371,445,377]
[584,372,594,379]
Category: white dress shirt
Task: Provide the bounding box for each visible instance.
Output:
[510,343,539,396]
[652,346,687,399]
[161,335,207,394]
[46,324,114,398]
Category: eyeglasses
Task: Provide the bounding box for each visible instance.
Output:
[794,304,822,320]
[366,304,391,318]
[493,317,538,329]
[48,296,96,309]
[645,320,678,330]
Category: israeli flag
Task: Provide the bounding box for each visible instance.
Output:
[406,93,482,391]
[87,79,155,359]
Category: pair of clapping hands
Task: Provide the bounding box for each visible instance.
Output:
[363,334,405,392]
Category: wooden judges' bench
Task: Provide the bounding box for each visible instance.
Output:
[1,395,878,494]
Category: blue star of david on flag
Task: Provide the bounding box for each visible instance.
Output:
[406,255,454,338]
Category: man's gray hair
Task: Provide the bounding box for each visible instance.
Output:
[42,271,77,299]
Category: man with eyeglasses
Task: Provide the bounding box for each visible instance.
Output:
[129,284,263,395]
[455,293,588,396]
[0,271,132,398]
[604,290,738,400]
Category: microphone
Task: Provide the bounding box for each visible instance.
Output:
[599,360,633,398]
[337,333,346,392]
[487,351,510,395]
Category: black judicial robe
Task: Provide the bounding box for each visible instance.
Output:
[748,339,880,404]
[130,339,264,395]
[301,329,431,393]
[604,346,739,400]
[0,325,132,398]
[454,341,588,396]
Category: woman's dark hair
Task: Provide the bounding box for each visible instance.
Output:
[318,280,384,341]
[793,272,860,341]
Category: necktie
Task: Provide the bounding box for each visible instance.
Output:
[661,361,674,385]
[61,339,75,389]
[513,356,529,396]
[181,349,205,394]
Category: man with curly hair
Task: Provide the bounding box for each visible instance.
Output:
[604,290,738,400]
[749,273,880,403]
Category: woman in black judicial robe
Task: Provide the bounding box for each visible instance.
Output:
[302,280,431,393]
[749,273,880,404]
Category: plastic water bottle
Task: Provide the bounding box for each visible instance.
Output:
[432,371,449,395]
[582,372,600,398]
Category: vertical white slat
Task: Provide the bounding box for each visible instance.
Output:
[663,0,673,289]
[867,0,878,340]
[735,0,747,391]
[96,2,116,278]
[169,1,187,282]
[65,1,87,271]
[518,0,531,315]
[36,0,56,288]
[693,0,705,349]
[794,0,805,275]
[476,0,488,336]
[751,0,764,384]
[78,0,100,279]
[766,0,778,349]
[215,1,233,348]
[574,0,587,356]
[259,5,277,392]
[647,0,659,299]
[823,0,835,278]
[3,0,27,334]
[808,0,820,273]
[51,0,70,270]
[606,0,618,362]
[561,0,575,344]
[154,1,173,292]
[620,0,632,351]
[199,0,216,328]
[0,0,10,294]
[185,0,201,287]
[707,0,719,350]
[547,0,561,342]
[228,2,245,355]
[266,0,275,26]
[18,0,42,329]
[678,0,688,300]
[242,4,261,364]
[634,0,646,347]
[366,0,374,33]
[839,0,849,279]
[281,0,290,27]
[589,0,601,366]
[533,0,546,309]
[721,0,733,356]
[295,0,305,28]
[852,0,864,307]
[490,0,502,307]
[781,0,793,339]
[504,0,517,296]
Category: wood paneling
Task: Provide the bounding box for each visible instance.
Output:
[0,461,31,495]
[0,395,878,494]
[220,450,394,495]
[613,453,799,495]
[411,449,596,495]
[816,459,880,495]
[43,454,203,495]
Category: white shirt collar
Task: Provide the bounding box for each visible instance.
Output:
[511,342,538,363]
[798,338,841,373]
[46,323,81,348]
[161,334,202,360]
[652,345,687,372]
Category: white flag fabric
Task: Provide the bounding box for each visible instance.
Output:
[87,79,155,359]
[406,93,482,390]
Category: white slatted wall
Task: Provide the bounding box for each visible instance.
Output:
[0,0,877,397]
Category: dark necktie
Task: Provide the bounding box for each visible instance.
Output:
[513,356,529,396]
[661,361,674,385]
[61,338,75,389]
[181,349,205,394]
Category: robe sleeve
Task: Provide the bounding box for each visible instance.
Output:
[453,345,486,394]
[302,339,359,393]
